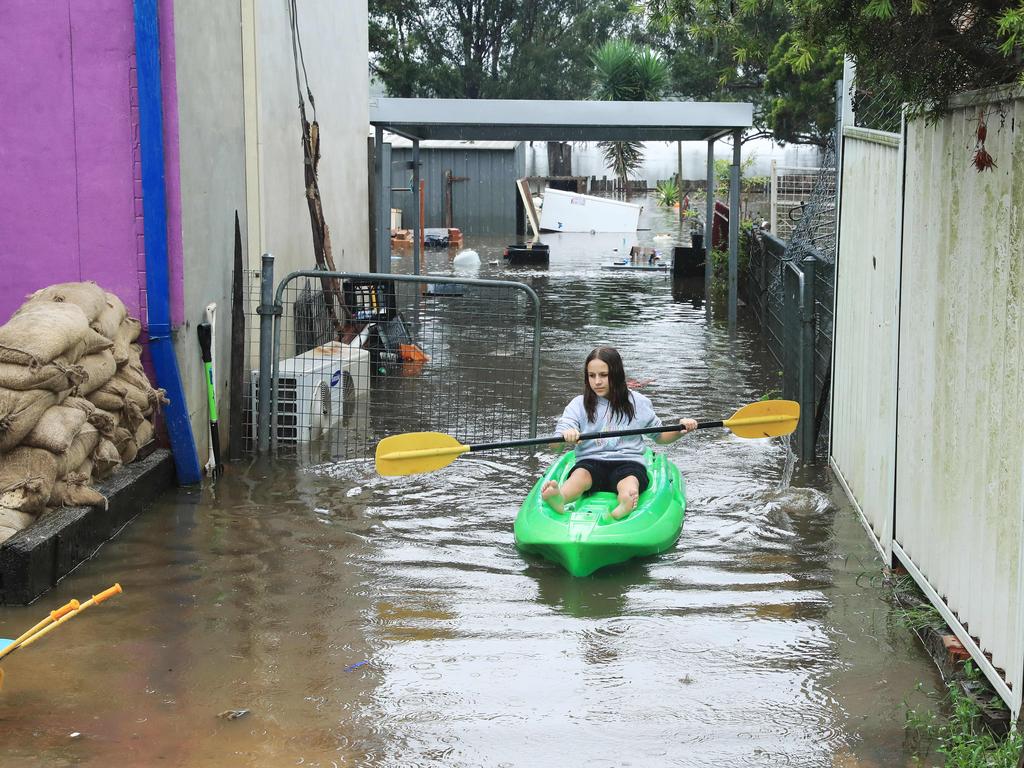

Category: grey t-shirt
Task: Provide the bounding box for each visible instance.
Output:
[555,391,663,462]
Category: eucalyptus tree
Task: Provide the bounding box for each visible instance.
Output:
[369,0,635,99]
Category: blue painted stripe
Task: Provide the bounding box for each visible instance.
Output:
[133,0,201,484]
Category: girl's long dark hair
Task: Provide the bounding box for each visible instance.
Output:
[583,346,634,424]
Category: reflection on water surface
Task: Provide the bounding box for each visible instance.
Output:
[0,198,940,767]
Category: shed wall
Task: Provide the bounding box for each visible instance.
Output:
[389,148,520,235]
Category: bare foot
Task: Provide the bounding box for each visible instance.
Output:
[610,490,639,520]
[541,480,565,513]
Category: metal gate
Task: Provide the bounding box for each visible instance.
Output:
[745,130,838,461]
[252,261,541,459]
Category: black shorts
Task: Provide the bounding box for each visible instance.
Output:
[569,459,650,495]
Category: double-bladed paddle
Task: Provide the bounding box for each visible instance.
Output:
[375,399,799,477]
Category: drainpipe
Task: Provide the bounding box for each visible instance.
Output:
[133,0,202,484]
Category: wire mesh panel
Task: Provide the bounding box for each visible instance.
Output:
[258,272,540,461]
[238,266,263,456]
[770,165,823,242]
[851,70,904,135]
[743,228,787,369]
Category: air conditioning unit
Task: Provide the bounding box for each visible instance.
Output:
[251,342,370,444]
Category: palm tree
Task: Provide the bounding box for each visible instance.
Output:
[592,41,669,198]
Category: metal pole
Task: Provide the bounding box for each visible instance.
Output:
[705,140,714,306]
[412,139,421,277]
[728,129,741,327]
[799,256,817,460]
[677,141,684,225]
[374,126,390,274]
[256,253,275,453]
[529,291,541,438]
[270,271,283,452]
[769,159,778,235]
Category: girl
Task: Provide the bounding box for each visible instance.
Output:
[541,346,697,520]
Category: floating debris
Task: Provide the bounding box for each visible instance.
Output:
[217,709,250,721]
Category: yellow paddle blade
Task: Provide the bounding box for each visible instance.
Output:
[723,400,800,438]
[375,432,470,476]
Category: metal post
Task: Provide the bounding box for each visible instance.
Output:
[799,256,817,460]
[705,140,714,306]
[760,233,770,325]
[374,126,390,274]
[412,139,421,277]
[835,78,843,264]
[677,141,684,225]
[728,129,741,327]
[769,160,778,235]
[256,253,275,453]
[841,56,856,131]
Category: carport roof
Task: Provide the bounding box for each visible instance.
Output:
[370,97,753,143]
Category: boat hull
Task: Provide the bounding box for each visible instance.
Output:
[514,449,685,576]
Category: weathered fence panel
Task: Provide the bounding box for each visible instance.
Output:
[829,129,902,553]
[893,86,1024,710]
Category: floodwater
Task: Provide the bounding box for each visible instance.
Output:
[0,197,942,767]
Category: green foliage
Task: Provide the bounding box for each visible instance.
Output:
[368,0,634,98]
[709,224,754,298]
[640,0,841,145]
[599,140,646,194]
[765,33,844,145]
[655,179,681,207]
[592,40,669,196]
[996,2,1024,62]
[786,0,1024,117]
[905,666,1022,767]
[713,156,761,197]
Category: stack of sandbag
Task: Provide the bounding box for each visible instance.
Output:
[0,281,167,544]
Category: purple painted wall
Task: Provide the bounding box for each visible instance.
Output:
[0,0,184,326]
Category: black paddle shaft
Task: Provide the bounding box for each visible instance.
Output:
[469,420,721,453]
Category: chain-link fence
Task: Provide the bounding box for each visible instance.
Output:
[243,268,541,461]
[744,131,838,459]
[851,70,905,135]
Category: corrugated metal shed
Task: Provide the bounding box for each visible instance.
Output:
[388,142,525,235]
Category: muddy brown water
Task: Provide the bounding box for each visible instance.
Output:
[0,198,942,767]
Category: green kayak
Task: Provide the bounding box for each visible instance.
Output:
[514,449,686,577]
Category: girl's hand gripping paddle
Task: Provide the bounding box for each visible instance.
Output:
[375,399,800,476]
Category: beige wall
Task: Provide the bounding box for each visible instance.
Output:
[173,1,248,466]
[173,0,369,464]
[244,0,370,277]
